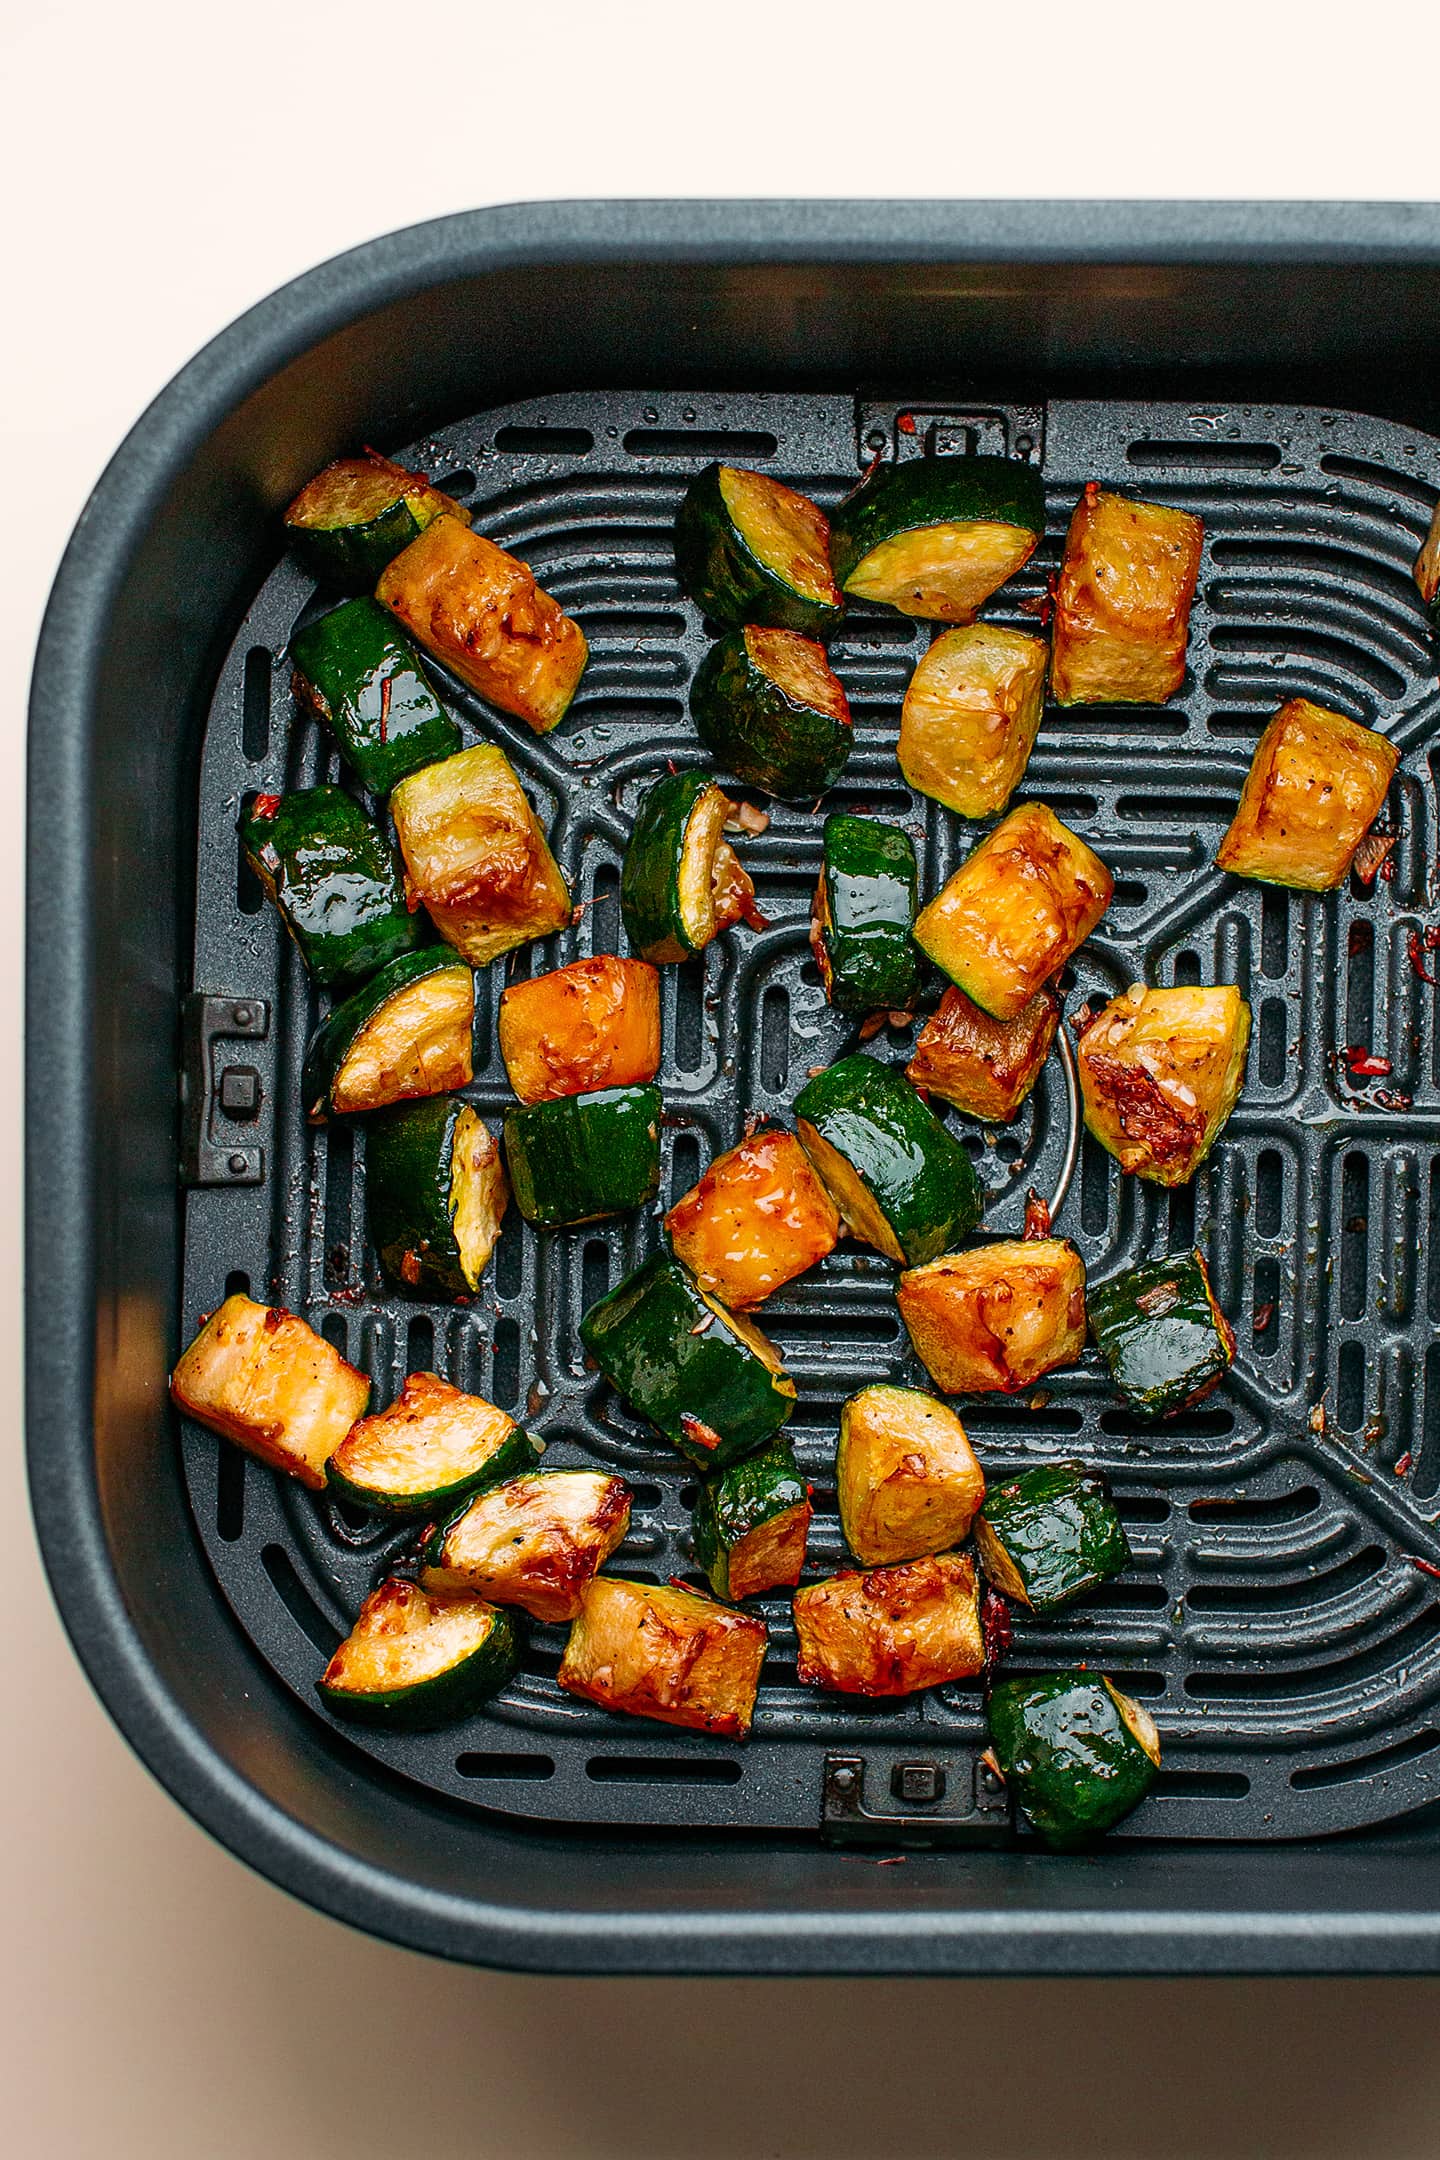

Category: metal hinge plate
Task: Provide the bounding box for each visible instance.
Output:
[181,994,269,1186]
[854,400,1046,469]
[822,1749,1014,1847]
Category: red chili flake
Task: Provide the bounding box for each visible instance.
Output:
[858,1010,887,1041]
[1394,1452,1414,1478]
[896,411,917,436]
[1380,853,1397,882]
[1373,1088,1413,1111]
[1403,1554,1440,1582]
[1344,1045,1392,1078]
[1023,1189,1051,1241]
[666,758,678,775]
[981,1587,1012,1683]
[377,672,392,743]
[875,1855,907,1866]
[252,793,282,819]
[667,1575,697,1596]
[1253,1301,1275,1333]
[1407,932,1438,985]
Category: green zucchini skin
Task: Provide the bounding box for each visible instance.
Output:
[975,1461,1131,1612]
[316,1596,519,1730]
[814,814,919,1015]
[503,1085,662,1227]
[284,460,468,593]
[674,461,843,636]
[580,1252,796,1468]
[987,1672,1160,1849]
[290,598,461,797]
[620,771,711,962]
[690,630,852,802]
[829,456,1046,609]
[302,946,472,1120]
[792,1054,984,1266]
[364,1094,488,1298]
[239,785,419,989]
[1088,1250,1235,1418]
[692,1438,809,1600]
[326,1423,539,1518]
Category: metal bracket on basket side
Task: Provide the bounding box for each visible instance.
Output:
[854,400,1047,469]
[822,1750,1014,1847]
[181,994,269,1186]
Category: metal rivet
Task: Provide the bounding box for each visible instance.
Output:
[832,1766,856,1791]
[233,1004,252,1027]
[228,1153,248,1175]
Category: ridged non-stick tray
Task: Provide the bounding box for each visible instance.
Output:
[180,389,1440,1842]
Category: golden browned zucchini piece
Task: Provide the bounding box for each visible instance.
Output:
[1215,699,1399,891]
[793,1550,984,1697]
[898,1238,1087,1394]
[1415,499,1440,625]
[1076,983,1251,1187]
[665,1127,840,1309]
[906,983,1060,1122]
[498,954,661,1104]
[327,1371,535,1514]
[376,515,587,732]
[558,1577,767,1737]
[913,802,1113,1021]
[837,1384,986,1566]
[391,744,571,966]
[421,1470,632,1624]
[899,621,1048,817]
[1050,484,1203,706]
[169,1293,369,1489]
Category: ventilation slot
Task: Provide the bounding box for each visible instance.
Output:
[581,1239,611,1315]
[1168,1179,1196,1250]
[495,1221,524,1298]
[493,426,593,457]
[1099,1406,1234,1439]
[1152,1769,1252,1798]
[320,1312,348,1356]
[323,1125,353,1289]
[1210,623,1404,702]
[760,985,790,1094]
[456,1752,556,1781]
[623,428,777,460]
[1255,1148,1284,1237]
[1252,1256,1280,1353]
[430,466,476,496]
[672,965,705,1072]
[242,647,271,763]
[1292,1730,1440,1791]
[1114,1493,1170,1524]
[1346,922,1374,1048]
[1187,1545,1384,1611]
[1260,888,1289,978]
[668,1130,702,1207]
[1127,440,1280,471]
[1258,998,1289,1086]
[1336,1341,1366,1432]
[407,1314,435,1371]
[1339,1152,1369,1321]
[1186,1604,1440,1699]
[1080,1131,1111,1237]
[493,1317,520,1410]
[1191,1485,1320,1525]
[224,1269,251,1299]
[216,1446,245,1543]
[261,1543,340,1656]
[1319,453,1438,509]
[586,860,620,952]
[236,829,264,916]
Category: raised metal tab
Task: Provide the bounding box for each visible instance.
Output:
[823,1750,1013,1847]
[181,994,269,1185]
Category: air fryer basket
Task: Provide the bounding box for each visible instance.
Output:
[29,201,1440,1973]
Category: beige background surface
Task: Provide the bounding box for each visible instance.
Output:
[9,3,1440,2152]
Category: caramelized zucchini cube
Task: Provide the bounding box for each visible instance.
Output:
[1050,484,1203,706]
[975,1461,1131,1612]
[899,621,1048,817]
[621,771,760,964]
[987,1671,1160,1848]
[302,949,475,1121]
[365,1095,507,1299]
[793,1550,984,1697]
[316,1578,517,1730]
[1088,1249,1235,1418]
[828,455,1046,623]
[390,744,572,966]
[284,451,470,593]
[690,626,852,802]
[906,983,1060,1123]
[559,1577,767,1737]
[421,1470,632,1624]
[665,1127,840,1309]
[376,515,587,732]
[692,1439,812,1601]
[674,461,843,636]
[1216,698,1399,891]
[898,1237,1087,1395]
[327,1372,537,1516]
[170,1293,369,1489]
[498,954,661,1104]
[914,803,1113,1021]
[1076,983,1250,1187]
[837,1384,986,1567]
[792,1054,984,1267]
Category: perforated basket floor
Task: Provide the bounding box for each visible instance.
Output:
[181,390,1440,1842]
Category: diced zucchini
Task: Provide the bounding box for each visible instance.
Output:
[503,1084,661,1227]
[811,814,920,1017]
[283,451,471,593]
[390,744,572,966]
[829,455,1046,622]
[316,1578,517,1730]
[1415,499,1440,628]
[420,1470,632,1624]
[376,515,587,732]
[579,1252,795,1469]
[792,1550,984,1697]
[898,1237,1087,1395]
[674,461,844,636]
[239,785,420,989]
[327,1372,539,1515]
[290,597,461,797]
[1076,983,1250,1187]
[365,1094,507,1298]
[302,947,474,1121]
[170,1292,370,1489]
[906,983,1060,1123]
[1215,698,1400,891]
[793,1054,983,1267]
[974,1461,1131,1612]
[498,954,661,1104]
[690,627,852,802]
[1088,1248,1236,1418]
[620,771,759,964]
[913,802,1113,1022]
[665,1126,839,1309]
[836,1384,986,1567]
[691,1438,812,1601]
[987,1671,1160,1849]
[1050,484,1203,706]
[899,622,1048,818]
[559,1576,768,1738]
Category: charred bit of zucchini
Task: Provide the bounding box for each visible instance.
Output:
[391,744,572,967]
[1076,983,1250,1187]
[793,1550,984,1697]
[898,1238,1088,1396]
[421,1470,632,1624]
[907,983,1060,1124]
[559,1576,768,1737]
[1050,484,1203,706]
[498,955,662,1104]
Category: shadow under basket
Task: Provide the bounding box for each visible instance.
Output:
[27,198,1440,1975]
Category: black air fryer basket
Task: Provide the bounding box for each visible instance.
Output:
[29,201,1440,1974]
